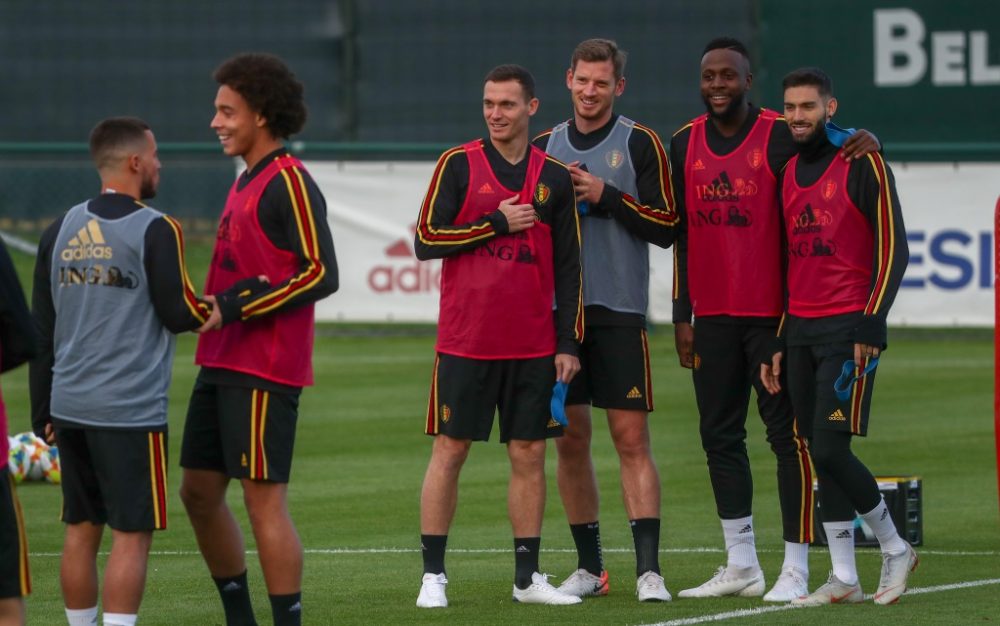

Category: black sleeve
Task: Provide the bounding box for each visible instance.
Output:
[767,120,799,178]
[238,165,339,321]
[0,238,39,373]
[28,218,62,438]
[414,147,510,260]
[593,124,680,249]
[144,217,211,333]
[848,153,909,348]
[544,158,584,355]
[669,129,693,323]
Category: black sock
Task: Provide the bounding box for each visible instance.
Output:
[421,534,448,575]
[269,592,302,626]
[212,570,258,626]
[513,537,541,589]
[569,521,604,575]
[630,518,661,576]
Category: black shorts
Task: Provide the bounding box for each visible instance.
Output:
[55,427,168,531]
[425,353,563,443]
[180,378,300,483]
[786,341,878,437]
[0,469,30,598]
[565,326,653,411]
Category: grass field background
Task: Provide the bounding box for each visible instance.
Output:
[2,242,998,624]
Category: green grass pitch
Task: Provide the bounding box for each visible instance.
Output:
[2,245,998,624]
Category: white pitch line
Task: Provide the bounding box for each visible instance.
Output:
[637,578,1000,626]
[28,546,1000,557]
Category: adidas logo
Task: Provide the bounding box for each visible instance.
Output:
[477,182,495,194]
[880,508,889,521]
[835,529,852,539]
[738,524,752,534]
[288,602,302,612]
[547,418,560,428]
[516,545,531,553]
[222,582,242,592]
[625,386,643,399]
[692,158,706,171]
[61,219,113,261]
[241,453,248,467]
[828,408,847,421]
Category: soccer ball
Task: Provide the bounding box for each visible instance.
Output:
[7,436,28,483]
[40,445,61,484]
[6,432,59,484]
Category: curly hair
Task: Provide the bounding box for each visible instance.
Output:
[213,53,307,139]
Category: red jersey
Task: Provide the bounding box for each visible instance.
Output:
[782,153,873,318]
[683,110,783,317]
[435,141,555,358]
[196,156,316,386]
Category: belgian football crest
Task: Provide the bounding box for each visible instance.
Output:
[746,148,764,170]
[605,149,625,169]
[821,179,838,201]
[534,183,551,205]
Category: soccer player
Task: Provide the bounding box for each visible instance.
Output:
[178,54,338,626]
[414,64,584,608]
[670,38,880,601]
[762,66,914,606]
[0,235,37,626]
[29,117,210,626]
[532,38,678,602]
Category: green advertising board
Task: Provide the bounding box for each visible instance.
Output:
[757,0,1000,160]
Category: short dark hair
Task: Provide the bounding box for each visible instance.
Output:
[89,117,150,170]
[782,67,833,97]
[213,53,307,139]
[484,64,536,100]
[571,38,627,80]
[702,37,750,61]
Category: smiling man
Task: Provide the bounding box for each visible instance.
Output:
[414,64,583,608]
[533,38,679,603]
[670,37,881,602]
[178,53,338,626]
[762,66,913,607]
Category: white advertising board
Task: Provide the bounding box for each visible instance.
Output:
[306,160,998,326]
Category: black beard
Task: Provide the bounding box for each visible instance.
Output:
[702,93,746,122]
[792,122,825,146]
[140,181,157,200]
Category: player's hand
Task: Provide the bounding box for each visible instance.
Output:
[554,353,581,383]
[567,161,605,204]
[44,423,55,445]
[497,195,536,233]
[196,295,222,333]
[761,351,783,395]
[674,322,694,369]
[840,129,880,160]
[853,342,880,368]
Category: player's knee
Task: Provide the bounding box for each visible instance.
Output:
[432,435,472,464]
[612,432,651,461]
[179,481,220,514]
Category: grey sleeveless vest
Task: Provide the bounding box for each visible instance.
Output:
[545,116,648,315]
[50,201,175,428]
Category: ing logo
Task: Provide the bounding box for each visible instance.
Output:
[789,203,834,235]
